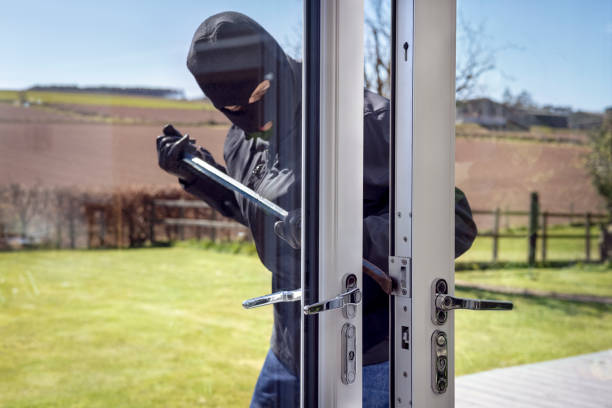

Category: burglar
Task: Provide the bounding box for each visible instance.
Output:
[156,11,477,408]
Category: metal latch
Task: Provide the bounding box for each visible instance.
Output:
[389,256,411,296]
[242,289,301,309]
[341,323,357,384]
[432,278,513,325]
[304,274,361,316]
[431,330,448,394]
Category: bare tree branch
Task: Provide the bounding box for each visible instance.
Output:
[364,1,507,101]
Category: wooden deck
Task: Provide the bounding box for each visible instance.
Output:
[456,350,612,407]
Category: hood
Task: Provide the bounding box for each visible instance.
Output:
[187,12,301,168]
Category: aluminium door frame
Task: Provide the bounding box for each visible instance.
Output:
[390,1,456,407]
[302,0,365,407]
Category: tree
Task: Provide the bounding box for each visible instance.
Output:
[501,88,538,110]
[364,0,502,100]
[586,108,612,214]
[364,0,391,97]
[455,17,497,100]
[514,90,536,109]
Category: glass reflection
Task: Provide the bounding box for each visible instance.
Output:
[156,11,302,407]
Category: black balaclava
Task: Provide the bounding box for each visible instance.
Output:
[187,12,301,168]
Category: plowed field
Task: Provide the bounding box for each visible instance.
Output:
[0,122,227,188]
[455,138,602,214]
[0,103,604,220]
[53,104,229,125]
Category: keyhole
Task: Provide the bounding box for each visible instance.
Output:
[403,42,409,61]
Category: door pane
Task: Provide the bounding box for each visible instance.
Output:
[0,3,302,407]
[362,0,393,405]
[454,1,612,406]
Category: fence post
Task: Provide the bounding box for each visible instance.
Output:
[528,192,539,266]
[492,208,500,263]
[149,201,156,244]
[541,211,548,263]
[586,212,591,262]
[179,206,185,241]
[99,211,106,247]
[195,207,202,240]
[115,196,122,248]
[505,205,510,229]
[68,198,77,249]
[210,210,217,242]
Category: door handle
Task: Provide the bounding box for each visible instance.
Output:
[303,287,362,315]
[432,278,513,325]
[242,289,301,309]
[435,294,513,311]
[243,286,361,315]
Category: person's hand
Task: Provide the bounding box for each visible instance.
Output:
[156,124,198,183]
[274,209,301,250]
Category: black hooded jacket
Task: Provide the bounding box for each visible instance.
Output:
[181,12,477,376]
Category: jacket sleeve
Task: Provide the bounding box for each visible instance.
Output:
[363,91,479,266]
[363,188,478,268]
[454,187,477,258]
[178,146,247,226]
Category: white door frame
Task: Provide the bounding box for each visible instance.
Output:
[301,1,364,407]
[390,0,456,407]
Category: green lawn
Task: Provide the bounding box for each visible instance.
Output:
[0,248,271,407]
[0,90,214,110]
[457,263,612,297]
[1,248,611,407]
[458,225,601,263]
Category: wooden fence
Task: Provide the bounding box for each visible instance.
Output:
[151,199,248,243]
[473,193,608,264]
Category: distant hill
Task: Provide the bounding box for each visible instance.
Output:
[27,85,186,99]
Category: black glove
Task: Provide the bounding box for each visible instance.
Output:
[156,124,198,183]
[274,210,301,250]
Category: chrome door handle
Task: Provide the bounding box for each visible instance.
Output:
[242,289,302,309]
[432,278,513,325]
[304,287,362,315]
[435,294,513,311]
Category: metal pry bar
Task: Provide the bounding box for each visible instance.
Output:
[182,153,289,221]
[182,152,394,294]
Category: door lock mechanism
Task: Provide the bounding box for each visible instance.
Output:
[432,278,513,325]
[431,330,449,394]
[341,323,357,384]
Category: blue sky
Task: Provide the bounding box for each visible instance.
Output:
[0,0,610,112]
[458,0,612,112]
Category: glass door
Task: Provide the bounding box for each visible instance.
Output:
[389,2,513,407]
[302,1,365,407]
[1,2,310,407]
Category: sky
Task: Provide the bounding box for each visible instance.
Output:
[0,0,610,112]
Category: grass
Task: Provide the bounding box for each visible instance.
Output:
[455,287,612,375]
[455,122,590,145]
[1,248,611,406]
[456,263,612,297]
[457,224,601,263]
[0,89,214,111]
[0,248,272,407]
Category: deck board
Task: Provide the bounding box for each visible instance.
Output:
[456,350,612,407]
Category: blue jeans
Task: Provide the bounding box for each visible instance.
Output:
[250,349,389,408]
